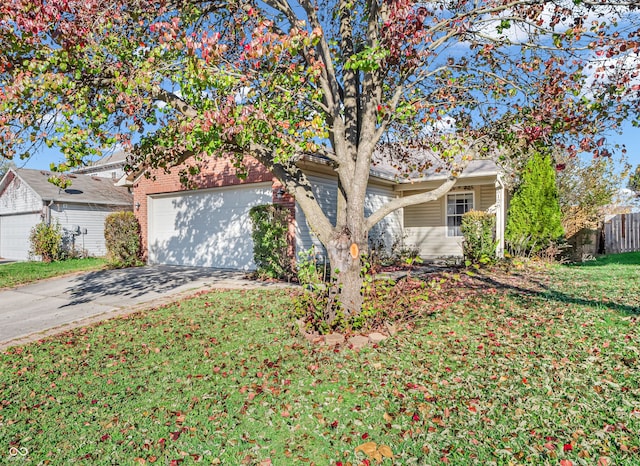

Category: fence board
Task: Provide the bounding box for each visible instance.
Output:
[604,212,640,254]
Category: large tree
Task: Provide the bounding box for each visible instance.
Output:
[1,0,639,319]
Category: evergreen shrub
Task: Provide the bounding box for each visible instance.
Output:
[505,151,564,255]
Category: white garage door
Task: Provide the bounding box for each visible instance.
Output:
[148,183,272,270]
[0,213,41,261]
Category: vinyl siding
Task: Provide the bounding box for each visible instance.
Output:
[365,185,403,252]
[403,184,496,258]
[51,203,128,257]
[478,184,496,211]
[0,176,42,215]
[295,175,337,262]
[295,176,401,261]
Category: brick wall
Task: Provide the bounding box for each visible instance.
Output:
[133,155,296,263]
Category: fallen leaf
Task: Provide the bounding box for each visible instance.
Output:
[355,442,378,457]
[378,445,393,458]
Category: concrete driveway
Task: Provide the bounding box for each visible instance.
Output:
[0,265,289,348]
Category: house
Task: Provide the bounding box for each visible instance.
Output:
[0,168,133,260]
[127,154,506,271]
[73,150,128,180]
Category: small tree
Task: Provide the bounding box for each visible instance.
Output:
[506,151,564,254]
[30,221,63,262]
[104,212,142,268]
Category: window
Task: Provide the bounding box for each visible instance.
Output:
[446,192,473,236]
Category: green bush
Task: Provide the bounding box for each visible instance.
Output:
[104,211,142,268]
[505,150,564,255]
[461,210,497,265]
[249,204,293,279]
[29,221,64,262]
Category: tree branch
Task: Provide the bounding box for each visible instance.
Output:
[365,176,459,230]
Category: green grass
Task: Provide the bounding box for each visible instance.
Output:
[0,258,107,288]
[571,251,640,267]
[1,254,639,465]
[548,252,640,315]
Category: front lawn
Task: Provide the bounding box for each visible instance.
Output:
[1,255,638,465]
[0,257,107,288]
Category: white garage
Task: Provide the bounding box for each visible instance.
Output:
[147,183,273,270]
[0,212,41,260]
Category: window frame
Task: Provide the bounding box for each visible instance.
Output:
[445,190,475,237]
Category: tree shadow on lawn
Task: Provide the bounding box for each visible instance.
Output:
[61,265,246,306]
[469,270,640,316]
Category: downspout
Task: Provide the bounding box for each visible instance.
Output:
[45,200,54,224]
[495,173,506,258]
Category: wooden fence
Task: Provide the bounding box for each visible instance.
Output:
[604,212,640,254]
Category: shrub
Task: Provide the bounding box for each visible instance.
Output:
[104,211,142,268]
[249,204,294,280]
[29,221,64,262]
[461,210,497,265]
[505,150,564,255]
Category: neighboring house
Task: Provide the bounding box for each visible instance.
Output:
[73,150,128,180]
[126,154,506,271]
[0,168,133,260]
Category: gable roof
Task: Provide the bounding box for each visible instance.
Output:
[370,144,500,182]
[1,168,132,206]
[301,152,500,184]
[73,150,128,176]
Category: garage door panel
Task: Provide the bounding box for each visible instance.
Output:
[0,213,41,260]
[148,184,272,270]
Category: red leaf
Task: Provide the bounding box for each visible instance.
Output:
[564,443,573,452]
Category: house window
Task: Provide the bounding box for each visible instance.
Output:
[446,192,473,236]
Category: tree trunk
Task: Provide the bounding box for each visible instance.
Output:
[324,229,367,324]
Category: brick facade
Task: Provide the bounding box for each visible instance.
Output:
[133,155,296,263]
